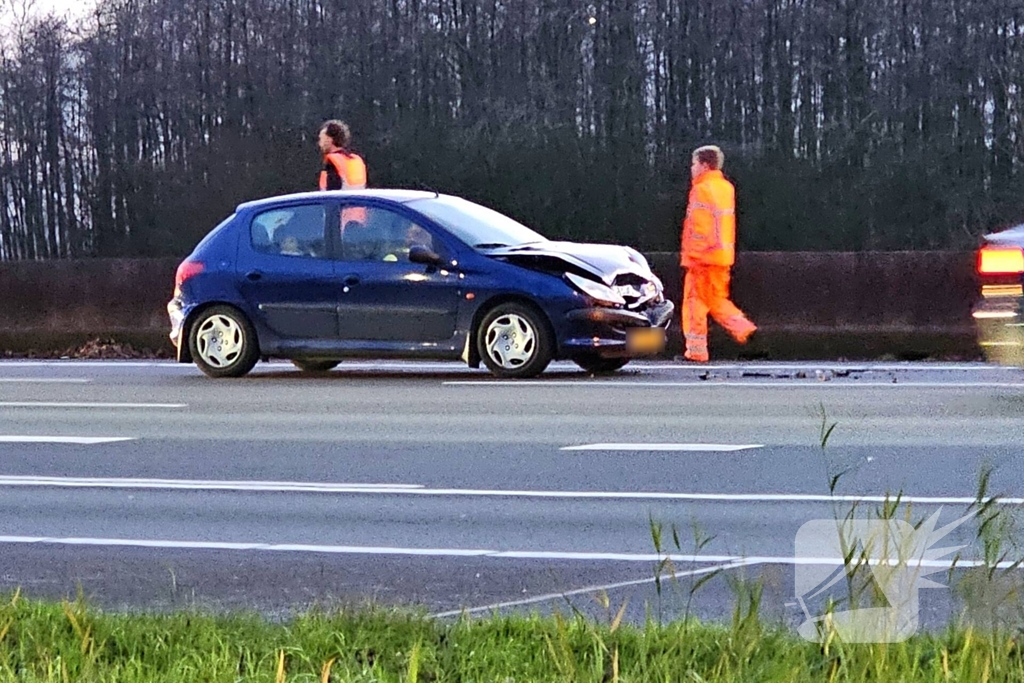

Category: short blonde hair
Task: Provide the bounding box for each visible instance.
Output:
[693,145,725,170]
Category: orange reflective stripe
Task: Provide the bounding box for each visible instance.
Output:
[710,207,733,251]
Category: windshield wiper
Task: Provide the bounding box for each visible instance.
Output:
[473,242,509,249]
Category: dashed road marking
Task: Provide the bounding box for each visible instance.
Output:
[0,379,91,383]
[0,402,186,409]
[0,476,422,492]
[562,443,763,452]
[0,436,135,445]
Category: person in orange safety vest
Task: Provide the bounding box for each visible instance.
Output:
[317,119,367,232]
[317,120,367,191]
[680,145,756,362]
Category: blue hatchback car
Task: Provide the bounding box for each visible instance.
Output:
[168,189,675,378]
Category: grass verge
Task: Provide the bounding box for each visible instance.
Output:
[0,591,1022,682]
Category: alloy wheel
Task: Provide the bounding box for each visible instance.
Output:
[483,313,537,369]
[195,314,244,368]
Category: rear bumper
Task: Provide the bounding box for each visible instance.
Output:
[972,289,1024,365]
[167,298,189,362]
[972,299,1021,322]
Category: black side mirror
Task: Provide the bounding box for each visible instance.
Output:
[409,244,443,267]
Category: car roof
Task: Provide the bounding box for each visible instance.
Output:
[237,189,442,213]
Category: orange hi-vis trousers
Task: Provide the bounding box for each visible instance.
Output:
[682,264,756,362]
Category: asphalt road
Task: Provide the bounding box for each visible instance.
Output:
[0,359,1023,630]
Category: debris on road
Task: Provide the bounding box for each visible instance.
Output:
[2,337,170,360]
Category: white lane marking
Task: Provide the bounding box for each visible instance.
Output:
[0,379,91,384]
[0,360,467,370]
[0,402,186,409]
[0,361,194,368]
[431,560,754,618]
[0,536,1017,571]
[0,476,1016,506]
[446,381,1024,388]
[0,360,1011,372]
[0,476,422,492]
[659,363,1017,372]
[0,437,135,445]
[562,443,763,452]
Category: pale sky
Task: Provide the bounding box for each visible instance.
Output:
[0,0,97,46]
[2,0,96,25]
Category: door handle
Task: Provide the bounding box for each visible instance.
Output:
[343,274,360,287]
[246,270,263,281]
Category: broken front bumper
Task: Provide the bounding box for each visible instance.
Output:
[562,299,675,358]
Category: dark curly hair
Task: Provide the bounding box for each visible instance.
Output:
[319,120,351,151]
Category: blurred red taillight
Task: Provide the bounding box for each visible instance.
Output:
[978,246,1024,275]
[174,260,205,294]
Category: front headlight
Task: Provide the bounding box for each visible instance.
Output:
[564,272,626,307]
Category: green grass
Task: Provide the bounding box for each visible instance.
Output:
[0,591,1022,682]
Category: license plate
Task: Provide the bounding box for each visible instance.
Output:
[626,327,665,354]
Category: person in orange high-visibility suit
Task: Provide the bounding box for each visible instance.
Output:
[680,145,756,362]
[317,119,367,230]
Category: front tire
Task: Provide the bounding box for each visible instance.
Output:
[291,359,340,373]
[188,305,260,378]
[477,302,554,379]
[574,356,629,374]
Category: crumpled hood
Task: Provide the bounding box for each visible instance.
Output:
[485,241,656,286]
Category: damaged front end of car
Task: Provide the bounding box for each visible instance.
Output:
[488,242,675,360]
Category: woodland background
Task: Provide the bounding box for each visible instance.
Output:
[1,0,1022,260]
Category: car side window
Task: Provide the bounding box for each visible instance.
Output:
[251,205,327,259]
[338,206,437,263]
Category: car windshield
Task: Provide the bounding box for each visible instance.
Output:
[407,196,547,249]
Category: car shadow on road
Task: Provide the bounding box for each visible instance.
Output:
[238,369,603,381]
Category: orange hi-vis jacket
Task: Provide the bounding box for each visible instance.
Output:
[319,151,367,191]
[681,169,736,268]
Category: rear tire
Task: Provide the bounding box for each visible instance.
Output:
[574,356,629,374]
[477,302,554,379]
[188,305,260,378]
[291,359,340,373]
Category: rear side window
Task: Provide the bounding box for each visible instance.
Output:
[250,205,327,259]
[338,206,437,263]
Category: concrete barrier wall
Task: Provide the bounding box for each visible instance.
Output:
[0,253,981,359]
[0,258,181,333]
[650,251,978,333]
